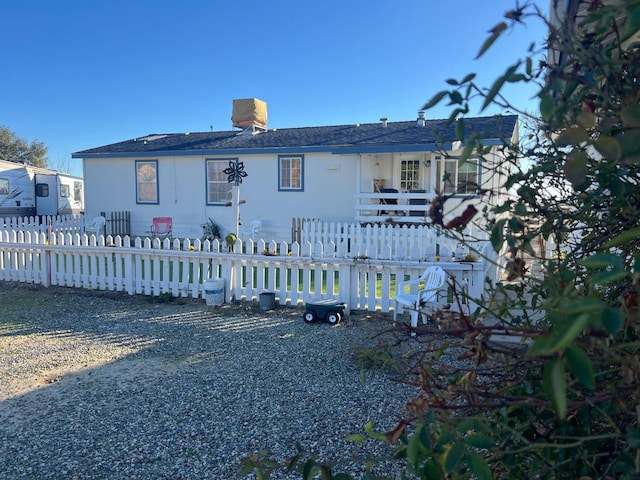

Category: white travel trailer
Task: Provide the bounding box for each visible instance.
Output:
[0,159,84,217]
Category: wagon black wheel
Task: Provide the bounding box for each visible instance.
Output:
[326,311,342,325]
[303,310,317,323]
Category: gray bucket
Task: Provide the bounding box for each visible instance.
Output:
[259,292,276,311]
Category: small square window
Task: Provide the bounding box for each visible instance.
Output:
[36,183,49,197]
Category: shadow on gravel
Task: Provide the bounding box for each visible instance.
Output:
[0,281,409,480]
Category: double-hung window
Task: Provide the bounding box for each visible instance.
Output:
[206,159,233,205]
[400,160,420,191]
[136,160,159,204]
[279,155,303,191]
[441,158,479,195]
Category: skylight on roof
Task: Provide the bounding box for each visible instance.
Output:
[139,135,168,142]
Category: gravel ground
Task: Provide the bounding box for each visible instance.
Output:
[0,282,420,479]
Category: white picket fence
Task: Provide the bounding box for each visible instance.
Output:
[2,215,490,261]
[0,229,498,314]
[299,219,488,260]
[0,214,85,235]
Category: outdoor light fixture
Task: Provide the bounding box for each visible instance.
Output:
[423,159,432,167]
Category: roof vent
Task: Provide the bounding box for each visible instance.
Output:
[232,98,267,133]
[417,111,426,127]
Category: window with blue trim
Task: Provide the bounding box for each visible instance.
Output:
[136,160,159,204]
[206,158,233,204]
[279,155,303,191]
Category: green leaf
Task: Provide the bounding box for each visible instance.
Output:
[544,359,567,419]
[506,72,528,83]
[407,424,424,466]
[456,418,488,434]
[461,73,476,84]
[565,345,595,390]
[621,105,640,127]
[448,91,464,105]
[364,419,374,433]
[564,151,589,190]
[465,433,494,449]
[466,451,493,480]
[558,299,603,316]
[578,253,623,269]
[590,268,628,286]
[424,459,444,479]
[434,430,456,450]
[602,307,624,335]
[456,118,465,142]
[594,135,622,160]
[459,139,476,163]
[617,130,640,162]
[528,312,592,356]
[555,127,589,147]
[576,111,597,128]
[423,91,449,110]
[476,22,507,58]
[490,220,506,252]
[446,78,459,86]
[540,93,554,121]
[444,441,466,473]
[626,425,640,448]
[603,227,640,249]
[482,63,519,111]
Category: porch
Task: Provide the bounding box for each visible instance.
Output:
[354,152,456,225]
[354,190,436,224]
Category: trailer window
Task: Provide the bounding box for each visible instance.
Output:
[74,181,83,202]
[36,183,49,197]
[60,185,70,197]
[0,178,8,195]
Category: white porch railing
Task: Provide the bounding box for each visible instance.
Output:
[355,191,436,224]
[0,230,498,314]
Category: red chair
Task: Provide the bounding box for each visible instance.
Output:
[150,217,173,240]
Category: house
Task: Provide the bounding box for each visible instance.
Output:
[0,159,84,217]
[72,98,518,242]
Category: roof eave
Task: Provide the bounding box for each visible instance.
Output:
[73,139,506,159]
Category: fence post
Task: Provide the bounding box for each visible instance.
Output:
[41,246,51,287]
[338,262,351,314]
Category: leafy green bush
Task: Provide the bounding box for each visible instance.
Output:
[241,2,640,478]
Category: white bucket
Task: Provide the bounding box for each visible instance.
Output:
[203,278,225,306]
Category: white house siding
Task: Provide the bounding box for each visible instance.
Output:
[84,152,359,242]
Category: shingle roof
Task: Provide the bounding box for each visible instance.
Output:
[72,115,517,158]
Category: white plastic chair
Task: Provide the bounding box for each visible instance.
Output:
[85,215,106,237]
[393,265,447,333]
[240,220,262,240]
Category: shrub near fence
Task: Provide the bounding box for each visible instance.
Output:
[0,230,493,314]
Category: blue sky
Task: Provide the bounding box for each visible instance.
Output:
[2,1,548,178]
